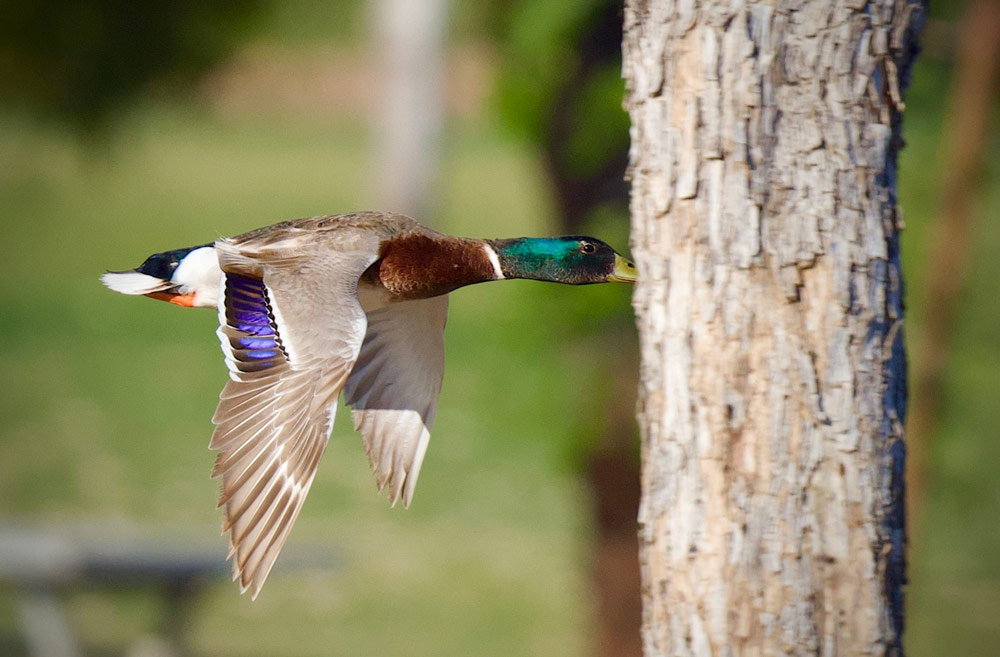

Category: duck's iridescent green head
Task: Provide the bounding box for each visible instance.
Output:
[488,236,637,284]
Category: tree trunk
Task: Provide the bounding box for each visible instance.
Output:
[622,2,922,655]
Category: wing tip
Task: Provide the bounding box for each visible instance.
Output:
[226,534,268,601]
[401,484,416,509]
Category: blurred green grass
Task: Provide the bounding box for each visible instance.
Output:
[0,102,625,655]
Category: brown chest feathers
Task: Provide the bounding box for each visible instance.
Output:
[368,233,497,301]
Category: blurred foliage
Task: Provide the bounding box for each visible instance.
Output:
[493,0,630,230]
[0,0,269,130]
[492,1,636,479]
[260,0,365,46]
[495,0,609,141]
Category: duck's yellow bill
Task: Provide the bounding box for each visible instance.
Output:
[608,254,638,283]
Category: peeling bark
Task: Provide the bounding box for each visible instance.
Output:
[622,2,923,655]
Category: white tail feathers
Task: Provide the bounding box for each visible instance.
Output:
[101,271,171,296]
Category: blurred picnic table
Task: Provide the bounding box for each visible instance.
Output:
[0,523,333,657]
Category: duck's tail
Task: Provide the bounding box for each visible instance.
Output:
[102,244,222,308]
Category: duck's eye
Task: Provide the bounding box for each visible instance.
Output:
[581,242,597,254]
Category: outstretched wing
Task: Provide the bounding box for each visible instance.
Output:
[211,244,376,598]
[343,295,448,508]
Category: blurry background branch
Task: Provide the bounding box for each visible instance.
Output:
[906,0,1000,545]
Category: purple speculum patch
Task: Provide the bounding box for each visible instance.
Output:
[225,275,281,364]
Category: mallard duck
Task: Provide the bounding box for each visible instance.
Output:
[102,211,636,597]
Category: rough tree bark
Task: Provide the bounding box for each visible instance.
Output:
[623,2,922,655]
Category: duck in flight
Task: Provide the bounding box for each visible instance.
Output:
[102,211,637,598]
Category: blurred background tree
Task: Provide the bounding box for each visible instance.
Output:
[0,0,997,656]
